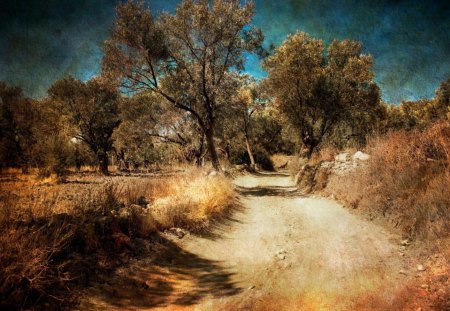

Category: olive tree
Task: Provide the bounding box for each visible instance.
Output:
[102,0,264,170]
[49,77,120,175]
[263,32,380,156]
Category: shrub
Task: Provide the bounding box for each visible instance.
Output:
[148,169,237,231]
[0,194,75,309]
[325,120,450,239]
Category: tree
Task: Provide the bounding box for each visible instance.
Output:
[0,82,37,170]
[102,0,264,170]
[233,76,266,168]
[263,32,380,157]
[48,77,120,175]
[434,77,450,120]
[114,93,205,169]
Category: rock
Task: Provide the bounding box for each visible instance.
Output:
[248,285,255,290]
[399,269,408,275]
[417,264,426,271]
[335,153,350,162]
[276,249,286,255]
[276,254,286,260]
[352,151,370,161]
[420,284,429,289]
[401,239,410,246]
[168,227,186,239]
[208,171,218,177]
[320,161,333,168]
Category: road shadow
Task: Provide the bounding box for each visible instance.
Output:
[236,185,304,198]
[250,170,292,177]
[194,206,247,241]
[83,233,242,309]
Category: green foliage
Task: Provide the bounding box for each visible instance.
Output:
[0,83,35,169]
[382,78,450,132]
[230,146,274,171]
[263,32,381,156]
[251,112,296,155]
[48,77,120,174]
[103,0,265,170]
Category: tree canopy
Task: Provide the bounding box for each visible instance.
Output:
[49,77,121,175]
[263,32,381,156]
[103,0,265,170]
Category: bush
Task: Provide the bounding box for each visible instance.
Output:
[0,193,75,309]
[148,169,237,231]
[325,120,450,239]
[0,168,238,309]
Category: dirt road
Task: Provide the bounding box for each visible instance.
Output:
[82,172,411,310]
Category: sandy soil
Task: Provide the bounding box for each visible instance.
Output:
[80,172,420,310]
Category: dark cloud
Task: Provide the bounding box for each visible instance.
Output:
[0,0,449,103]
[0,0,116,97]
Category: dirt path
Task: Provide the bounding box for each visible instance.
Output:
[81,172,411,310]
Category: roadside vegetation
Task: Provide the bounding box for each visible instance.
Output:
[0,168,236,309]
[0,0,449,309]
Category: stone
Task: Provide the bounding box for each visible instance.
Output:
[400,239,410,246]
[399,269,407,275]
[352,151,370,161]
[417,264,426,271]
[335,153,350,162]
[168,227,186,239]
[208,171,218,177]
[276,254,286,260]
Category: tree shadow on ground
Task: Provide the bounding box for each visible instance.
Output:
[236,185,304,198]
[82,234,242,310]
[193,202,246,241]
[251,170,292,177]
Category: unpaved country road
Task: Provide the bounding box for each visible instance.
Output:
[82,172,410,311]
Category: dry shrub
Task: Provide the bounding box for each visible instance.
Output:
[0,194,75,309]
[326,120,450,239]
[148,169,237,231]
[311,146,340,164]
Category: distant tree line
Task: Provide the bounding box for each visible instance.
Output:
[1,0,449,177]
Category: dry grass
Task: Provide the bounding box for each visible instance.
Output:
[325,120,450,240]
[0,167,237,309]
[147,168,237,231]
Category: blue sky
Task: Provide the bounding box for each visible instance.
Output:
[1,0,449,104]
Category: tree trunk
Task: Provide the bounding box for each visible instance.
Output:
[205,127,221,171]
[98,151,109,175]
[306,141,320,159]
[245,136,256,169]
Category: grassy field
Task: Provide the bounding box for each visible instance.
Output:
[0,166,238,309]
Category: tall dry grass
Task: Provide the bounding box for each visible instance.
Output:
[147,169,237,231]
[326,120,450,240]
[0,167,237,309]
